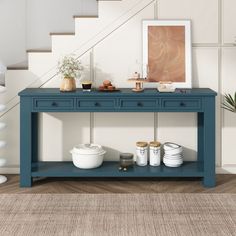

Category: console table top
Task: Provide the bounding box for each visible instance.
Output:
[19,88,217,97]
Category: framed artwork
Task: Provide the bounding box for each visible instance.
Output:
[143,20,192,88]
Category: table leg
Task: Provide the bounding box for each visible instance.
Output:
[202,97,216,187]
[20,97,32,187]
[197,112,204,162]
[32,113,38,163]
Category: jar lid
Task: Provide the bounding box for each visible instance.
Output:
[136,141,148,147]
[150,141,161,147]
[72,144,104,155]
[120,153,134,159]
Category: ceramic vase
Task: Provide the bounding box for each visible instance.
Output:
[60,77,76,92]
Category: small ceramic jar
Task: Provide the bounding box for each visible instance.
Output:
[136,142,148,166]
[149,141,161,166]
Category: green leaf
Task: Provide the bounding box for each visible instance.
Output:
[222,92,236,113]
[229,94,235,105]
[235,92,236,109]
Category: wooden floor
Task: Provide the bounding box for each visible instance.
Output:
[0,175,235,193]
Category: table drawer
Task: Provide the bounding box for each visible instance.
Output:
[33,98,74,110]
[162,99,201,110]
[77,99,116,109]
[120,99,158,109]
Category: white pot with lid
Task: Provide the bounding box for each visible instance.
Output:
[70,144,106,169]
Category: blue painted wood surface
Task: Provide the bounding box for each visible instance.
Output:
[31,161,204,177]
[19,88,217,187]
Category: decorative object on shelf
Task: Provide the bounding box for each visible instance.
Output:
[60,77,76,92]
[70,144,106,169]
[133,72,141,79]
[98,80,118,92]
[157,81,176,93]
[128,78,145,92]
[143,20,192,88]
[127,71,146,92]
[81,81,92,92]
[119,153,134,171]
[163,142,183,167]
[222,92,236,113]
[58,54,83,92]
[136,141,148,166]
[0,63,7,184]
[149,141,161,166]
[0,62,6,86]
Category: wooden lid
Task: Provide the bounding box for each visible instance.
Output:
[136,141,148,147]
[150,141,161,147]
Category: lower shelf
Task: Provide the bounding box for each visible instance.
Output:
[31,161,204,178]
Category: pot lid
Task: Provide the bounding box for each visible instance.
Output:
[72,144,104,155]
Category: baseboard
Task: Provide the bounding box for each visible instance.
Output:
[1,165,236,175]
[0,166,19,174]
[216,165,236,174]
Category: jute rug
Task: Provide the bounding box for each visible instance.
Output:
[0,194,235,236]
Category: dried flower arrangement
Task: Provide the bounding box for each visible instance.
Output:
[58,55,83,79]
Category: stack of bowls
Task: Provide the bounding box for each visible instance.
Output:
[163,142,183,167]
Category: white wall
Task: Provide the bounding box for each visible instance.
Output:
[0,0,27,66]
[0,0,97,66]
[1,0,236,174]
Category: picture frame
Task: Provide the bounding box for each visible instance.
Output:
[143,20,192,88]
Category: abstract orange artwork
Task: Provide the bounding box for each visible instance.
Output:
[147,26,185,82]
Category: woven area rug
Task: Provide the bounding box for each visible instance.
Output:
[0,194,235,236]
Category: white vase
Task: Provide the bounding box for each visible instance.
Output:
[0,175,7,184]
[0,85,7,184]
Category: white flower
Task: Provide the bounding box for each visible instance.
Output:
[58,54,83,78]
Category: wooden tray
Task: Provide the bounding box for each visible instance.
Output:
[98,89,120,92]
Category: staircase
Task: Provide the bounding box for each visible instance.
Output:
[0,0,156,170]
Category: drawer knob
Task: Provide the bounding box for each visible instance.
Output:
[94,102,100,107]
[180,102,186,107]
[137,102,143,107]
[51,102,58,107]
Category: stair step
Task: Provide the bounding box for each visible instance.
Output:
[26,49,52,53]
[7,66,28,70]
[50,32,75,36]
[73,15,98,19]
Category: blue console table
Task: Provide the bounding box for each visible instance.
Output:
[19,88,217,187]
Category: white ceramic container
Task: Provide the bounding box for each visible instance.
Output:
[70,144,106,169]
[136,142,148,166]
[149,141,161,166]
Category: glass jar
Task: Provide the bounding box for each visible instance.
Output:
[82,81,92,91]
[149,141,161,166]
[136,142,148,166]
[119,153,134,171]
